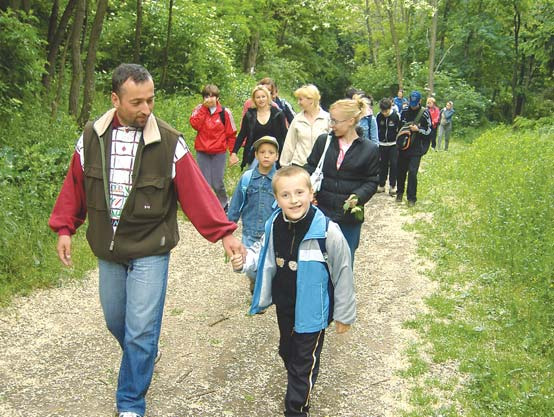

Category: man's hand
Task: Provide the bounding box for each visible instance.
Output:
[222,234,246,259]
[228,153,239,167]
[56,235,73,266]
[409,124,419,132]
[335,321,351,334]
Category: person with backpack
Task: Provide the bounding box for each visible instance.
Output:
[376,97,402,195]
[189,84,237,210]
[395,90,432,206]
[227,136,279,287]
[426,96,440,151]
[230,165,355,417]
[437,101,455,151]
[355,94,379,144]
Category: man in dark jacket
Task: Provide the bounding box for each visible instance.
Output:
[376,98,402,195]
[396,90,432,206]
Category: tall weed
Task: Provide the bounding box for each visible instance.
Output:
[408,125,554,416]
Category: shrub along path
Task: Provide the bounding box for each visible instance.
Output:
[0,192,440,416]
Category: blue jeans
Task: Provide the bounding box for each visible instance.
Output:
[98,253,170,416]
[338,223,362,267]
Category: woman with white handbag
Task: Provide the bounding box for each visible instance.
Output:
[305,96,380,266]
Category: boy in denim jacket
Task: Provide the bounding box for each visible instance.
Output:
[228,136,279,282]
[231,166,356,417]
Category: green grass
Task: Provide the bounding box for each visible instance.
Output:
[401,125,554,416]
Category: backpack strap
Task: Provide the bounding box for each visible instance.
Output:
[220,106,226,126]
[316,216,335,323]
[414,107,425,125]
[238,168,254,212]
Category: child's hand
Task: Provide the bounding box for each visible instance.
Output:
[335,321,351,334]
[230,253,244,271]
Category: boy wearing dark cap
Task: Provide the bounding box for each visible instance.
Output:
[396,90,432,206]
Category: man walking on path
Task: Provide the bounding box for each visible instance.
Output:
[48,63,244,417]
[396,90,432,206]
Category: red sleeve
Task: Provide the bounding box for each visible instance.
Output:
[174,152,237,242]
[189,104,209,132]
[48,151,87,236]
[225,109,237,153]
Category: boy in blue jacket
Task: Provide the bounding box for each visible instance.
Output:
[231,165,356,417]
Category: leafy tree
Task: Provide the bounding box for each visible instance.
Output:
[0,10,45,116]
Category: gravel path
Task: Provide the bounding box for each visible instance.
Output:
[0,192,436,416]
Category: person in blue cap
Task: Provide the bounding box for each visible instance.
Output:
[396,90,432,206]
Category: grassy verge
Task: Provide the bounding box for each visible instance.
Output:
[400,125,554,416]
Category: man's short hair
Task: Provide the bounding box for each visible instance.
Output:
[272,166,311,195]
[379,98,392,111]
[112,64,152,95]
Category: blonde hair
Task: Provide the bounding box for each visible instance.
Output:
[330,96,368,124]
[250,85,272,108]
[272,166,312,194]
[294,84,321,110]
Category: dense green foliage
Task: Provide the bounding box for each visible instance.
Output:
[0,104,96,304]
[402,124,554,416]
[0,10,45,116]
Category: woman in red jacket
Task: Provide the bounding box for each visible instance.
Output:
[189,84,237,210]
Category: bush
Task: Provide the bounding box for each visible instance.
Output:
[0,10,45,117]
[0,103,95,304]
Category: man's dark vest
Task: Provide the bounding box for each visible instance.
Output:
[83,117,181,263]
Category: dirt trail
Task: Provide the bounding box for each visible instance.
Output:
[0,192,435,417]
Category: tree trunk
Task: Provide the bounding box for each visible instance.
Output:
[68,0,86,117]
[51,31,71,119]
[385,0,404,89]
[46,0,59,48]
[243,31,260,74]
[78,0,108,127]
[160,0,174,88]
[439,0,452,53]
[364,0,376,64]
[134,0,142,63]
[428,0,439,95]
[511,5,521,120]
[43,0,78,91]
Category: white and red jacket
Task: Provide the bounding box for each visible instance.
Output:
[189,103,237,154]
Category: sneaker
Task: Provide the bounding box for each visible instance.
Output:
[119,412,142,417]
[395,194,403,203]
[377,185,386,193]
[407,200,416,207]
[155,348,162,364]
[389,186,397,196]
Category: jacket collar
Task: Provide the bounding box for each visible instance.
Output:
[93,108,162,145]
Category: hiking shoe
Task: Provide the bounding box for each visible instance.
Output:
[389,186,397,196]
[119,412,142,417]
[395,194,403,203]
[377,186,386,193]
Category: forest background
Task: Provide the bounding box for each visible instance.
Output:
[0,1,552,416]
